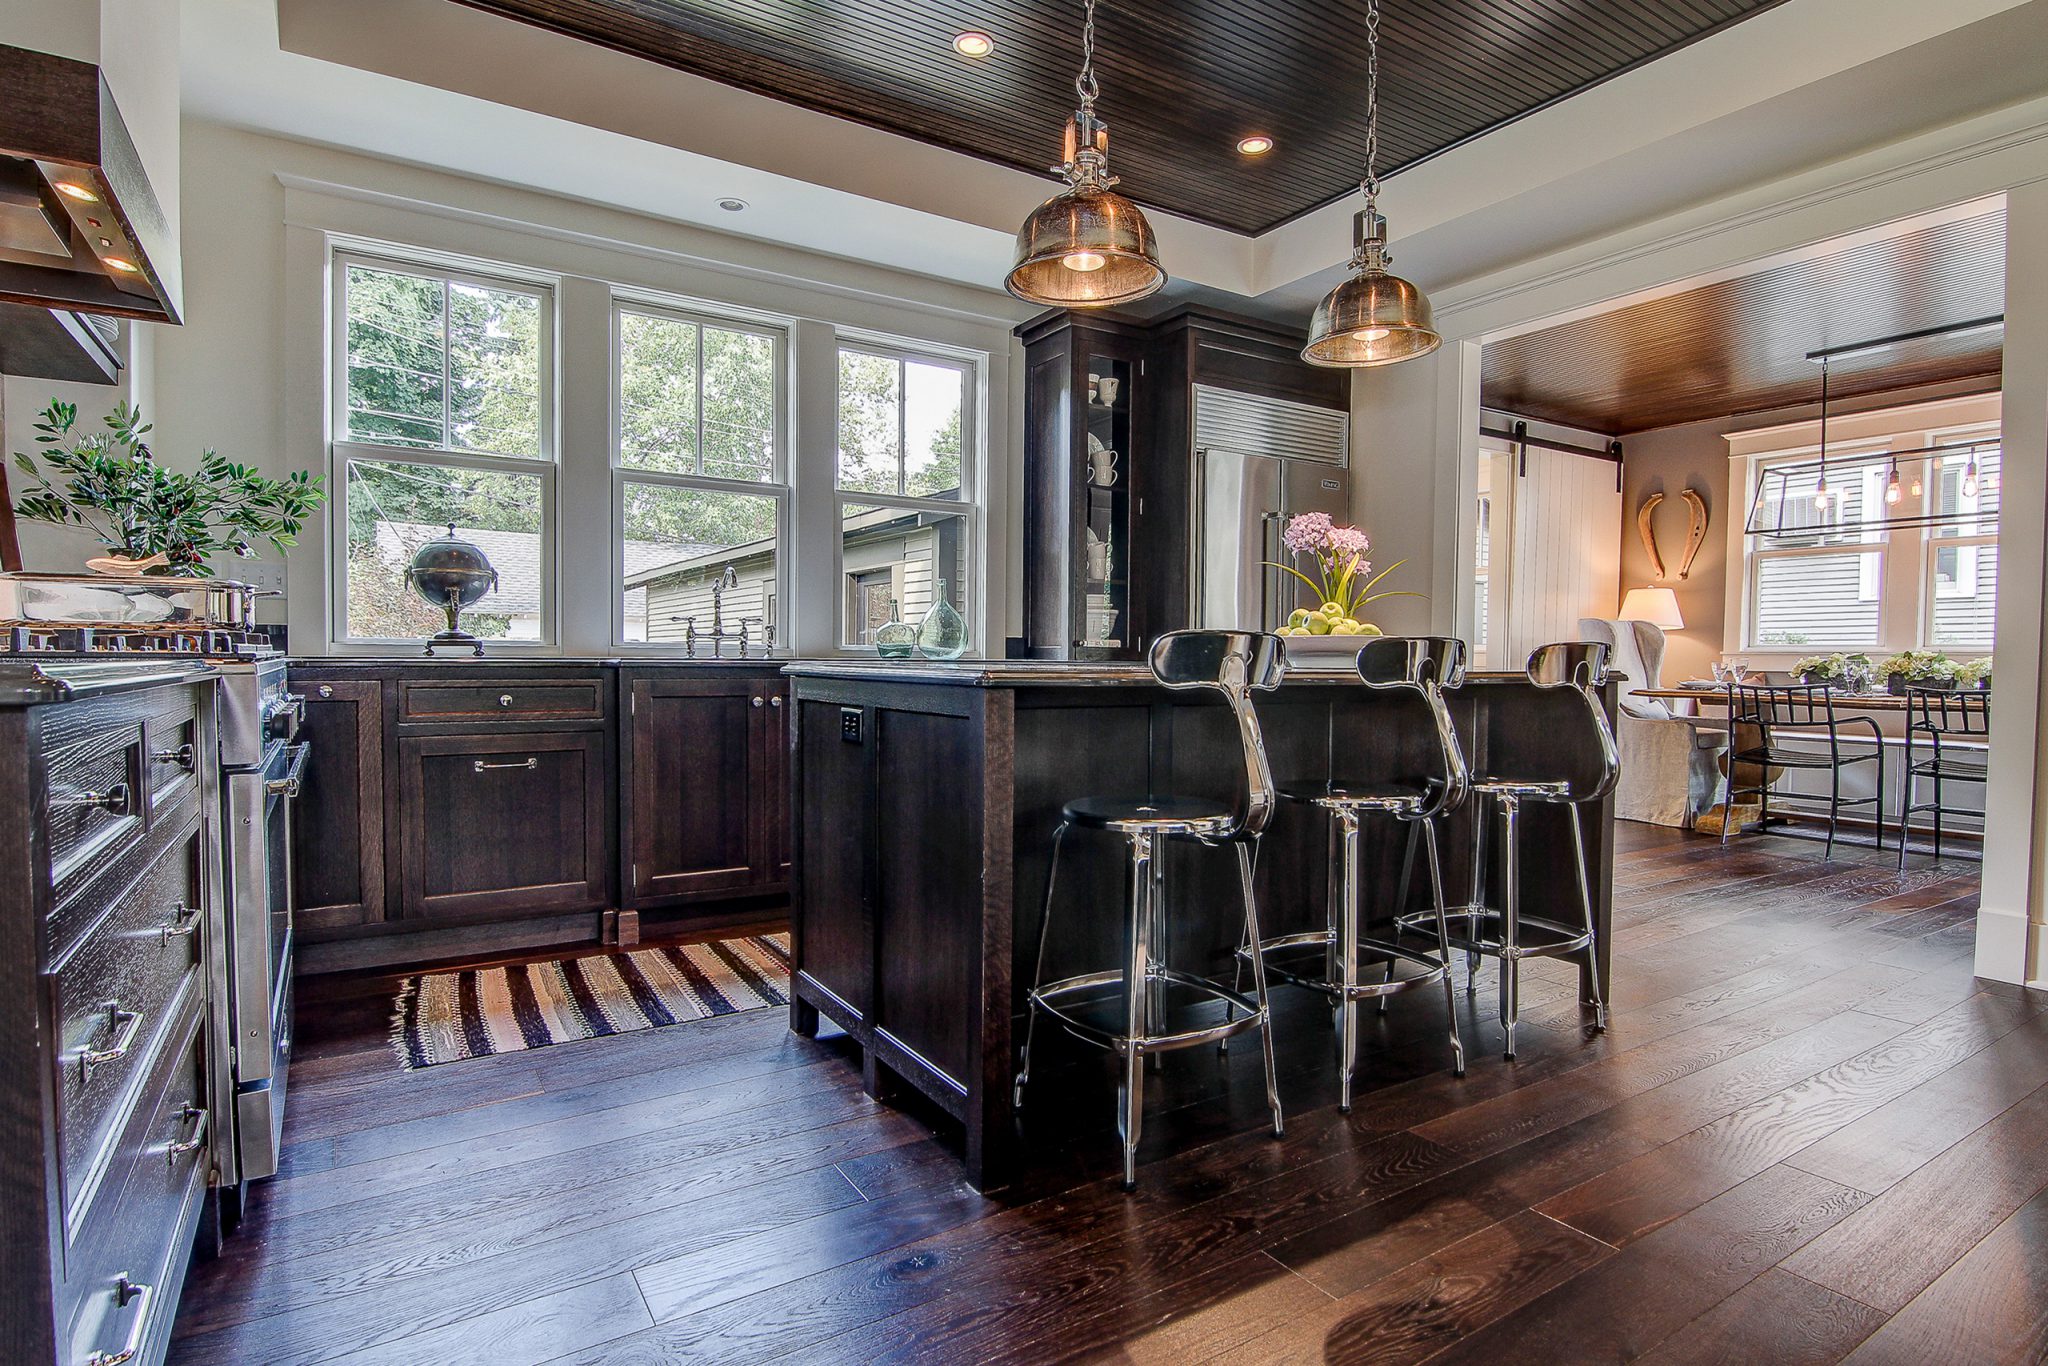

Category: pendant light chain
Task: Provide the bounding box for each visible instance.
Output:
[1362,0,1382,205]
[1076,0,1101,115]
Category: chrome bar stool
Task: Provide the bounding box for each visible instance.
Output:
[1404,641,1616,1060]
[1015,630,1288,1189]
[1899,685,1990,867]
[1249,636,1470,1110]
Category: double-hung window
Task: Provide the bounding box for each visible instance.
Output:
[1927,437,1998,651]
[335,255,553,644]
[835,342,977,648]
[613,301,788,646]
[1746,447,1887,650]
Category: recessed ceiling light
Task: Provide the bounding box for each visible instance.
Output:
[953,31,995,58]
[717,197,748,212]
[102,255,139,273]
[1236,135,1275,156]
[54,180,99,202]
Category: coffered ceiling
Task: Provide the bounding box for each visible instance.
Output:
[449,0,1788,235]
[1481,207,2008,435]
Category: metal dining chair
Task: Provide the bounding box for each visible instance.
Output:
[1248,636,1470,1110]
[1408,641,1616,1060]
[1717,683,1883,858]
[1899,685,1990,867]
[1014,629,1288,1189]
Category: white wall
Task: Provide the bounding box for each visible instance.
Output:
[133,121,1030,653]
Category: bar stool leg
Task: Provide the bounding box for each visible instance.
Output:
[1147,845,1168,1073]
[1567,803,1608,1033]
[1467,796,1488,994]
[1498,795,1521,1060]
[1120,831,1154,1190]
[1337,812,1362,1113]
[1420,816,1466,1077]
[1235,841,1285,1140]
[1015,822,1070,1109]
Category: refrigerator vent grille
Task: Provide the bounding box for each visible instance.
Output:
[1194,386,1349,466]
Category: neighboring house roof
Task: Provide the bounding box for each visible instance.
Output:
[373,521,674,616]
[626,504,946,590]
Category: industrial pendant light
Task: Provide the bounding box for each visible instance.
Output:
[1811,359,1833,513]
[1005,0,1165,308]
[1304,0,1439,367]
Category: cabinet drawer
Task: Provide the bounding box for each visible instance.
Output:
[398,678,604,723]
[44,726,146,890]
[51,823,206,1233]
[63,998,208,1366]
[49,780,200,969]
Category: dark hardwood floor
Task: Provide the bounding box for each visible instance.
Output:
[171,825,2042,1364]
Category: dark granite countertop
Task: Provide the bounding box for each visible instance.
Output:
[782,659,1545,687]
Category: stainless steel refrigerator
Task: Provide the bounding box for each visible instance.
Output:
[1190,387,1353,631]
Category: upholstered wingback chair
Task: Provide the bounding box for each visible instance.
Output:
[1578,618,1729,828]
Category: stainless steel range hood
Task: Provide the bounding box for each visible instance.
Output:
[0,42,180,326]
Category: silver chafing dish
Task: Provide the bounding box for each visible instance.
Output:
[0,572,269,627]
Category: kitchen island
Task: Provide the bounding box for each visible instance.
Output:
[784,659,1617,1190]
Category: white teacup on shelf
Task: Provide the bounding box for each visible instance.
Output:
[1096,376,1121,406]
[1088,449,1119,485]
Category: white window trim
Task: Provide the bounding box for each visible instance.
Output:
[328,249,560,653]
[831,334,984,653]
[1723,392,2000,666]
[609,294,794,652]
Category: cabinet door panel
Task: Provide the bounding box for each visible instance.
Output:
[292,679,385,930]
[397,732,606,921]
[628,677,769,903]
[766,682,791,881]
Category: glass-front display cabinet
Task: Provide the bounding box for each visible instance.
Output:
[1019,313,1146,660]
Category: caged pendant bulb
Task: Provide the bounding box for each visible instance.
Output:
[1963,458,1981,499]
[1884,462,1903,506]
[1812,473,1829,513]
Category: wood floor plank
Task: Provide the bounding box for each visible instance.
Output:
[1635,1268,1885,1364]
[1078,1253,1333,1365]
[1214,1210,1610,1365]
[319,1271,652,1366]
[1424,1165,1869,1364]
[1781,1080,2048,1312]
[1536,991,2037,1247]
[1841,1188,2048,1364]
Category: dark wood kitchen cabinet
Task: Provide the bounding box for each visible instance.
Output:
[395,730,610,922]
[291,678,385,931]
[620,666,789,912]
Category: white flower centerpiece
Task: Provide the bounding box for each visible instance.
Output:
[1266,513,1420,668]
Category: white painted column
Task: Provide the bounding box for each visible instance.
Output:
[1980,180,2048,986]
[1348,340,1481,638]
[554,275,612,655]
[787,317,840,657]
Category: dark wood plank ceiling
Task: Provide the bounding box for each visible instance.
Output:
[449,0,1786,235]
[1482,209,2007,435]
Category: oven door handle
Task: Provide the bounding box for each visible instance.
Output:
[266,743,310,799]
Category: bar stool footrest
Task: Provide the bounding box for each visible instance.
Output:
[1243,931,1451,998]
[1029,968,1267,1058]
[1396,905,1592,960]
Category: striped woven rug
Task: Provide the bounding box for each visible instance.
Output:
[391,933,790,1069]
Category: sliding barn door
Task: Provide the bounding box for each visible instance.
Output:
[1502,446,1623,665]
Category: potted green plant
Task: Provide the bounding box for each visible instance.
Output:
[1792,654,1847,687]
[1957,655,1993,690]
[1877,649,1959,695]
[11,399,324,577]
[1266,513,1421,664]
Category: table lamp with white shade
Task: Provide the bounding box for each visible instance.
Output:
[1619,587,1684,630]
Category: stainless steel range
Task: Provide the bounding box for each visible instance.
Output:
[5,619,303,1210]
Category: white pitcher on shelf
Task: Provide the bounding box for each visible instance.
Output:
[1085,528,1112,581]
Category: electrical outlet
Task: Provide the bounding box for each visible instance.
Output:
[840,707,862,744]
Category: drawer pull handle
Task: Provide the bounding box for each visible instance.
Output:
[752,696,765,708]
[83,1274,152,1366]
[167,1103,208,1164]
[152,743,196,771]
[59,782,132,816]
[266,742,311,799]
[499,694,514,707]
[769,695,783,709]
[318,684,334,699]
[80,1001,143,1081]
[160,903,202,943]
[474,757,538,773]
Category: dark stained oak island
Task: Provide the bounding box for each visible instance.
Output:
[784,660,1617,1190]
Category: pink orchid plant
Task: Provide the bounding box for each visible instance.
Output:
[1266,513,1420,627]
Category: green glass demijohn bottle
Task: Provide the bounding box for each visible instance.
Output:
[916,579,968,661]
[873,599,917,659]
